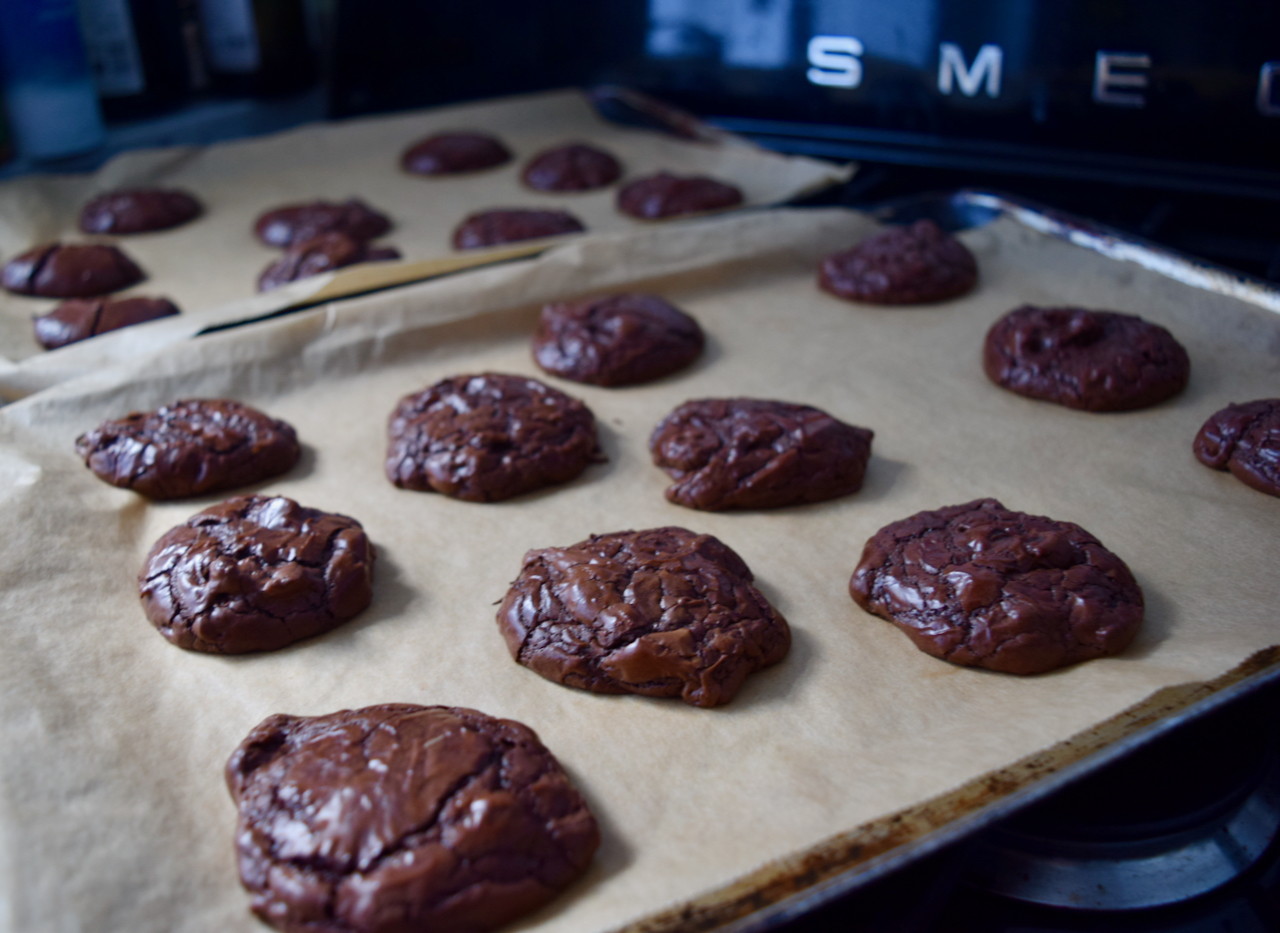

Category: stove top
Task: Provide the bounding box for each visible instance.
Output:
[769,676,1280,933]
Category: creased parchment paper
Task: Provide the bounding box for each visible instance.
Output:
[0,88,851,382]
[1,208,1278,933]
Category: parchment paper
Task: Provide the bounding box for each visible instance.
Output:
[1,207,1278,933]
[0,88,851,377]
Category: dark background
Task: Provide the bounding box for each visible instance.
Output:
[324,0,1280,281]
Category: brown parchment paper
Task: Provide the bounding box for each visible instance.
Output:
[1,207,1278,933]
[0,88,851,383]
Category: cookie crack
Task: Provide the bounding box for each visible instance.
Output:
[261,744,505,896]
[82,301,106,339]
[158,424,256,456]
[23,245,57,291]
[129,429,256,487]
[532,552,760,681]
[424,741,579,901]
[1227,410,1270,462]
[359,746,506,878]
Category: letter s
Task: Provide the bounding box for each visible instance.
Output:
[807,35,864,89]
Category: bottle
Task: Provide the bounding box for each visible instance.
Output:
[77,0,193,121]
[197,0,316,96]
[0,0,107,159]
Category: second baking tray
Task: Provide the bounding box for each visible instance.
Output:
[0,88,850,393]
[0,205,1276,933]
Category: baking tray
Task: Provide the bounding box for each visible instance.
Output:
[0,87,851,398]
[0,202,1277,933]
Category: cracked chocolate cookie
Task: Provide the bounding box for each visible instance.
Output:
[451,209,585,250]
[983,306,1190,411]
[650,398,873,511]
[257,232,401,291]
[34,295,179,350]
[2,242,145,298]
[850,499,1143,675]
[533,293,704,386]
[254,198,392,247]
[818,219,977,305]
[497,526,790,707]
[386,373,599,502]
[1193,399,1280,498]
[78,188,202,234]
[401,132,513,175]
[76,399,300,499]
[227,703,599,933]
[616,172,743,220]
[139,494,374,653]
[522,143,622,192]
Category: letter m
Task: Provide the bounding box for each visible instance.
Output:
[938,43,1003,97]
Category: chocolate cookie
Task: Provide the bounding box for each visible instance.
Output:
[2,242,145,298]
[983,306,1190,412]
[254,198,391,247]
[850,498,1143,675]
[76,399,300,499]
[818,219,978,305]
[451,209,585,250]
[1193,399,1280,498]
[139,494,374,653]
[34,295,179,350]
[78,188,202,234]
[386,373,598,502]
[533,293,704,386]
[522,143,622,192]
[226,704,599,933]
[616,172,744,220]
[401,132,513,175]
[498,526,790,707]
[257,232,401,291]
[650,399,874,510]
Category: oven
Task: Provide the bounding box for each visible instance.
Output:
[2,2,1279,931]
